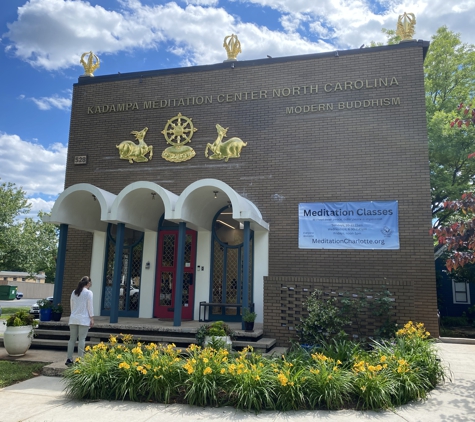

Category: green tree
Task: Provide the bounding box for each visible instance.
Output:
[0,180,58,282]
[425,27,475,227]
[0,181,30,267]
[368,28,401,47]
[374,26,475,228]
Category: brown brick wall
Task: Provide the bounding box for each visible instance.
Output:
[62,230,94,315]
[262,276,433,347]
[62,42,438,344]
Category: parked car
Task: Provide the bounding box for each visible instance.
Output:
[16,292,24,300]
[29,296,53,317]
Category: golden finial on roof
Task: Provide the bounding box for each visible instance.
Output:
[80,51,100,77]
[396,12,416,41]
[223,34,241,61]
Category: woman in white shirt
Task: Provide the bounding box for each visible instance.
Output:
[66,276,94,366]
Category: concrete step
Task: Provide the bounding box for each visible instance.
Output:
[34,329,199,345]
[1,334,275,352]
[1,325,277,354]
[87,332,199,345]
[263,346,288,358]
[233,337,276,351]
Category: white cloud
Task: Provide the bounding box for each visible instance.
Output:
[238,0,475,48]
[0,132,67,200]
[182,0,219,5]
[3,0,475,72]
[5,0,165,70]
[280,13,309,33]
[28,197,55,216]
[30,92,72,111]
[3,0,332,70]
[309,21,334,39]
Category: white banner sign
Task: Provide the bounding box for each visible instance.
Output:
[299,201,399,249]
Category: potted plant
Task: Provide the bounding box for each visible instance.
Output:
[38,298,53,321]
[51,303,63,321]
[243,308,257,331]
[196,321,234,350]
[2,310,38,356]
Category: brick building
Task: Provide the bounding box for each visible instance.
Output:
[46,40,438,345]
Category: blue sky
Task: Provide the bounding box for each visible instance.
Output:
[1,0,474,219]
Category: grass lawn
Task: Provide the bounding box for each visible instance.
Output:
[1,306,30,316]
[0,361,47,388]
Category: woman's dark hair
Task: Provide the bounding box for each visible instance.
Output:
[74,276,91,296]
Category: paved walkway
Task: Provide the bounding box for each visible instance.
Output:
[0,341,474,421]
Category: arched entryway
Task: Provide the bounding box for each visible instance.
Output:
[101,224,144,317]
[209,205,254,322]
[45,179,268,326]
[154,218,197,320]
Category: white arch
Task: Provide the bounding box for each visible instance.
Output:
[173,179,269,231]
[44,183,116,232]
[108,181,178,232]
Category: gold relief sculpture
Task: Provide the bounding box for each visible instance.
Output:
[116,127,153,163]
[223,34,241,61]
[205,124,247,162]
[161,113,197,162]
[80,51,100,77]
[396,12,416,41]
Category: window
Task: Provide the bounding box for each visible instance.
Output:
[452,281,470,304]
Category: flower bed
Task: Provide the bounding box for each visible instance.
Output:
[63,322,446,412]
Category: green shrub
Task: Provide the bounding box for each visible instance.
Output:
[242,308,257,322]
[182,344,229,407]
[5,309,38,328]
[303,352,353,409]
[296,290,350,345]
[296,287,397,345]
[196,321,234,346]
[37,298,52,309]
[225,347,275,412]
[63,334,182,402]
[62,322,447,413]
[318,337,364,370]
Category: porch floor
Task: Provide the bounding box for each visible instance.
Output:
[2,317,281,354]
[39,316,264,337]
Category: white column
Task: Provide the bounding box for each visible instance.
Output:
[194,230,212,320]
[89,231,107,316]
[139,231,158,318]
[253,230,268,323]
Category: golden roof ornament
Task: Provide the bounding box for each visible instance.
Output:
[223,34,241,61]
[80,51,100,77]
[396,12,416,41]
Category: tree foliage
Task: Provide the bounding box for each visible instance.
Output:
[368,28,401,47]
[431,100,475,270]
[372,26,475,270]
[425,27,475,227]
[372,26,475,228]
[431,192,475,271]
[0,180,58,282]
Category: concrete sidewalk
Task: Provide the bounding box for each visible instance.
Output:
[0,341,474,422]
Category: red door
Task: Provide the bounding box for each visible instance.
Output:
[154,229,196,319]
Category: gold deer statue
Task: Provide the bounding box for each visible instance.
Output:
[205,124,247,162]
[116,127,153,163]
